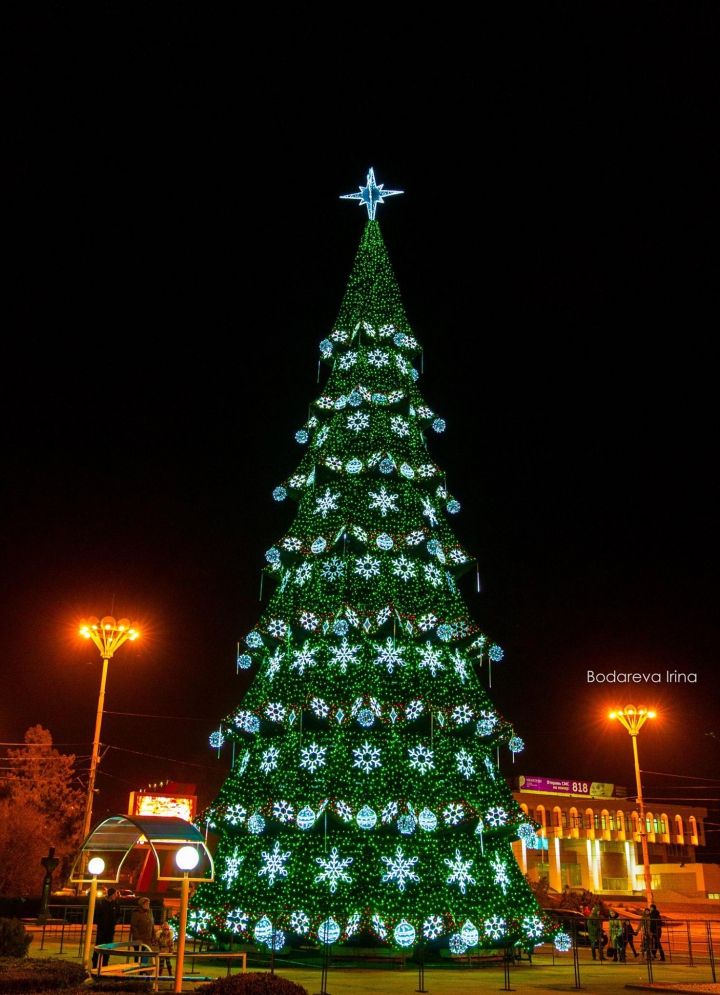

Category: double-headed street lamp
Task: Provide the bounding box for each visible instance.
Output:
[80,616,140,840]
[609,704,656,906]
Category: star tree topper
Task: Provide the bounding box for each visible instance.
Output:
[341,167,403,219]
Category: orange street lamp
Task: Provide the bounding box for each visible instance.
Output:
[80,616,140,841]
[609,705,656,906]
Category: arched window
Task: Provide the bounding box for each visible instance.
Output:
[586,807,595,840]
[675,814,684,844]
[689,815,698,844]
[569,806,579,837]
[520,803,529,817]
[617,810,626,838]
[660,813,670,842]
[631,811,640,840]
[646,811,656,841]
[553,805,562,833]
[536,805,546,837]
[601,808,611,839]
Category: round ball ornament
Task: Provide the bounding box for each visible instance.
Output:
[248,813,265,835]
[318,918,341,945]
[376,533,394,551]
[334,395,348,410]
[348,391,362,407]
[509,736,525,754]
[489,644,504,662]
[418,808,438,831]
[356,805,377,830]
[333,620,349,636]
[267,929,285,950]
[295,429,309,444]
[311,537,327,553]
[447,500,461,514]
[461,920,479,947]
[432,418,446,433]
[397,814,417,835]
[449,933,468,955]
[357,708,375,728]
[436,624,453,642]
[254,916,272,944]
[372,393,387,405]
[246,631,264,647]
[346,458,362,474]
[272,487,287,501]
[394,919,416,948]
[411,368,419,381]
[236,654,252,670]
[296,806,315,830]
[208,730,224,749]
[379,458,395,474]
[555,931,572,953]
[517,823,538,846]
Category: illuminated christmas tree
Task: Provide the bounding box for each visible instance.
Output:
[191,170,559,955]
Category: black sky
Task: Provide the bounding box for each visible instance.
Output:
[2,8,719,838]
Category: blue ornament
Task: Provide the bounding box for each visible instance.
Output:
[265,548,280,565]
[346,458,363,474]
[376,533,394,550]
[334,395,348,409]
[371,393,387,405]
[318,917,341,945]
[333,619,349,636]
[400,463,414,478]
[348,391,363,407]
[394,919,416,948]
[295,429,309,444]
[296,806,315,830]
[356,805,377,830]
[426,539,441,556]
[236,654,252,670]
[432,418,446,433]
[436,624,453,642]
[246,631,264,647]
[489,644,504,662]
[319,338,333,357]
[357,708,375,728]
[267,930,286,951]
[379,458,395,474]
[397,815,417,835]
[418,808,437,831]
[461,921,479,947]
[272,487,287,501]
[393,332,407,347]
[248,813,265,835]
[254,916,272,943]
[447,500,461,514]
[209,730,224,749]
[449,934,467,955]
[311,537,327,553]
[555,931,572,953]
[517,823,538,846]
[509,736,525,753]
[411,368,419,381]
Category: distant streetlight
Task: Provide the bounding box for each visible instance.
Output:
[79,616,140,841]
[609,705,656,905]
[82,856,106,970]
[174,846,200,993]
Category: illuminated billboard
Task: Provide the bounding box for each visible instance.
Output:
[128,792,197,821]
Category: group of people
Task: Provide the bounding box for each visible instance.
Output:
[92,890,175,976]
[586,903,665,963]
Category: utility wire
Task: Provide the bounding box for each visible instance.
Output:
[102,711,207,721]
[106,744,230,771]
[641,769,720,782]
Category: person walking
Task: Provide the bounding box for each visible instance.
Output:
[623,917,639,958]
[587,905,605,962]
[649,903,666,961]
[608,910,623,962]
[130,897,156,964]
[92,887,121,968]
[157,921,174,976]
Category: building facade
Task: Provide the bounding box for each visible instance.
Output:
[511,775,717,901]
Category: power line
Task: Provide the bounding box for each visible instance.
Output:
[641,769,720,783]
[106,744,229,771]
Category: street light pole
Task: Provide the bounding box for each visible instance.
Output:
[174,846,200,993]
[80,616,139,841]
[609,705,656,906]
[82,857,106,970]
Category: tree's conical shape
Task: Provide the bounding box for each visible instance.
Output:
[189,218,555,955]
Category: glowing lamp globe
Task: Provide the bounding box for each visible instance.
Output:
[176,846,200,872]
[393,919,416,948]
[318,917,341,945]
[87,857,105,876]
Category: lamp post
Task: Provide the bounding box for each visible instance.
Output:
[609,705,656,905]
[80,616,139,841]
[174,845,199,993]
[82,856,105,970]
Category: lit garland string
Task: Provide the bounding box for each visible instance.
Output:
[192,219,554,950]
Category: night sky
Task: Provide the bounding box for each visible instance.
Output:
[3,10,718,848]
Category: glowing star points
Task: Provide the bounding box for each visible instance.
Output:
[340,167,403,220]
